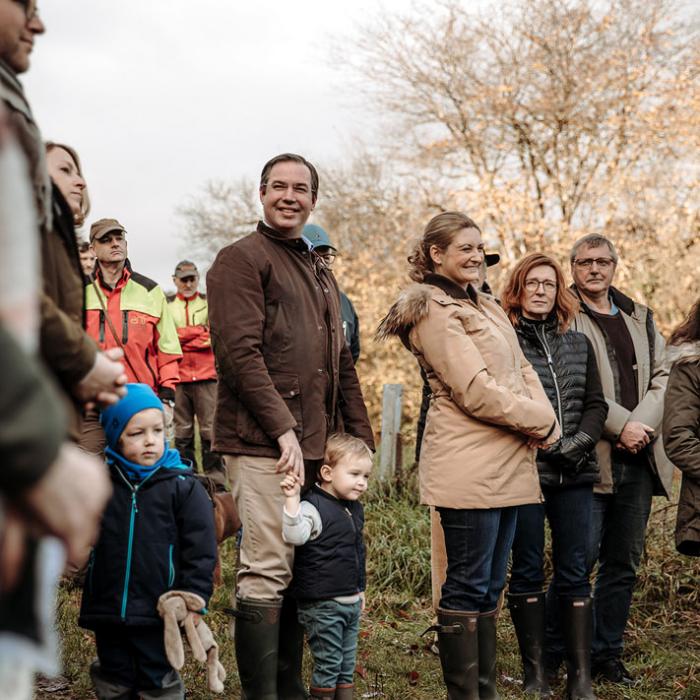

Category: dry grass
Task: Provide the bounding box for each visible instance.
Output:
[43,471,700,699]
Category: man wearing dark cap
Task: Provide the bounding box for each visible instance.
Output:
[82,218,181,454]
[168,260,225,488]
[303,224,361,363]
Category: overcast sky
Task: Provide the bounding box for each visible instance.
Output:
[24,0,428,291]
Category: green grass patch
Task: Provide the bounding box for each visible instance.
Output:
[42,474,700,699]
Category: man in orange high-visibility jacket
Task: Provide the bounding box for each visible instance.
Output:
[82,218,181,454]
[168,260,225,489]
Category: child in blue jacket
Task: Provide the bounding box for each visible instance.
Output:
[79,384,217,700]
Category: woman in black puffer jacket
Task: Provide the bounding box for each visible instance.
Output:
[502,253,608,700]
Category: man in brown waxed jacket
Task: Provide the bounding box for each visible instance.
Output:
[207,152,374,699]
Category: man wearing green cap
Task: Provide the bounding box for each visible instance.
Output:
[303,224,361,363]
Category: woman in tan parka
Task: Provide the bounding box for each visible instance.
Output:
[377,212,559,700]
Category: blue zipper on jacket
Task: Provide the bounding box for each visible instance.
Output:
[115,465,163,622]
[168,544,175,588]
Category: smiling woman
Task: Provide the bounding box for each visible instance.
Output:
[45,142,90,226]
[377,211,559,699]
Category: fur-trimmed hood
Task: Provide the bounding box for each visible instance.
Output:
[376,274,479,347]
[665,341,700,367]
[375,284,434,346]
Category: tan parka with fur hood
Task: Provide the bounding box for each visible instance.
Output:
[378,274,559,509]
[663,342,700,556]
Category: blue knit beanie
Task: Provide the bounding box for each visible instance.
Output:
[100,383,163,449]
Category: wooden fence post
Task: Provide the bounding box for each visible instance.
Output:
[379,383,403,481]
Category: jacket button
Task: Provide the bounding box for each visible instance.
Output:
[289,390,296,397]
[317,369,323,374]
[318,325,323,331]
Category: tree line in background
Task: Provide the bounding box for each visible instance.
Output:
[179,0,699,435]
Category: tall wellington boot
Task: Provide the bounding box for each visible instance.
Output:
[560,598,598,700]
[433,607,480,700]
[277,596,308,699]
[507,592,552,696]
[335,683,353,699]
[174,437,196,466]
[201,437,228,490]
[477,610,500,699]
[233,598,282,699]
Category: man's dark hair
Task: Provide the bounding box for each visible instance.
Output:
[259,153,319,199]
[78,240,90,253]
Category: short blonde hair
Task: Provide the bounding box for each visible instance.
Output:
[324,433,372,469]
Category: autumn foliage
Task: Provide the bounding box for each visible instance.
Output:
[180,0,699,438]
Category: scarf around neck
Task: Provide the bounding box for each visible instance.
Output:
[105,444,187,483]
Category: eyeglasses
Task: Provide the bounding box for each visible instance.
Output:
[524,279,557,292]
[16,0,39,20]
[573,258,616,269]
[319,252,337,264]
[179,276,197,284]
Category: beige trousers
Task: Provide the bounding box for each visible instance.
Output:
[223,454,294,601]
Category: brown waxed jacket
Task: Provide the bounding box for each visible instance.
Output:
[663,342,700,556]
[377,274,558,509]
[1,61,96,435]
[206,222,374,460]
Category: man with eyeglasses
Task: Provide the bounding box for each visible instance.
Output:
[302,224,361,363]
[568,233,672,686]
[168,260,226,489]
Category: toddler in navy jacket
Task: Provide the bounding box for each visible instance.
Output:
[281,433,372,700]
[79,384,217,700]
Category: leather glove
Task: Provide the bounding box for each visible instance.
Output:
[539,431,596,474]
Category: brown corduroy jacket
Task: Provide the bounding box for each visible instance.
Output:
[207,222,374,460]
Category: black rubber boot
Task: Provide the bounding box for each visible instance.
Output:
[174,437,196,467]
[277,596,308,699]
[233,598,282,700]
[560,598,598,700]
[508,592,552,696]
[201,438,228,490]
[477,610,500,699]
[434,607,480,700]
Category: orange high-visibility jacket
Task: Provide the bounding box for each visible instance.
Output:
[168,293,217,383]
[85,263,181,398]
